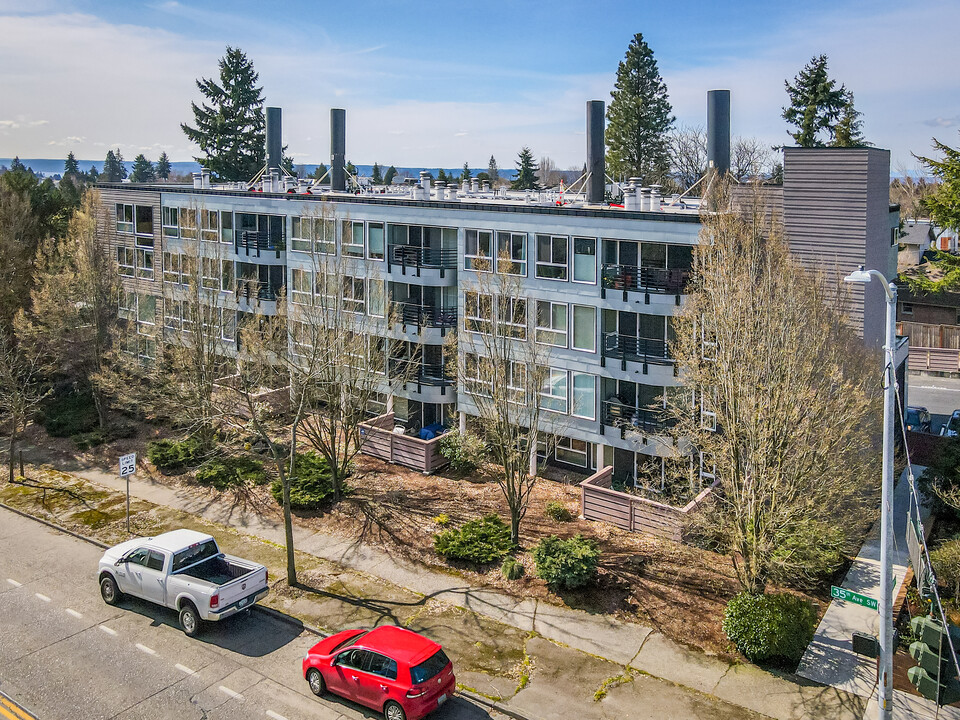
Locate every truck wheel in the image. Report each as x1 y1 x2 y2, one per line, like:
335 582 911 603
179 603 201 637
306 668 325 697
100 575 122 606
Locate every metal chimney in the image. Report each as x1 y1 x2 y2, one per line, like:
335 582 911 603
586 100 605 204
266 107 282 174
330 108 346 191
707 90 730 176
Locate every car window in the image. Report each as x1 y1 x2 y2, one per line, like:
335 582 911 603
172 539 219 572
410 649 449 684
365 652 398 680
907 410 918 424
146 550 166 571
331 631 368 654
337 649 369 670
126 548 150 567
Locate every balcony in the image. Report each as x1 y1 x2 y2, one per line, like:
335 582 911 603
601 400 673 438
394 301 458 330
390 358 454 388
600 264 689 298
236 278 280 302
236 230 285 258
601 332 673 370
387 243 457 277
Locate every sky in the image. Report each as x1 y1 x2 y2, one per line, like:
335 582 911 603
0 0 958 172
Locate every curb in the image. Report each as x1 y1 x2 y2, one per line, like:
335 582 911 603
457 689 535 720
253 603 327 638
0 500 109 549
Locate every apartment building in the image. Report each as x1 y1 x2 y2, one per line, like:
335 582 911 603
98 94 898 489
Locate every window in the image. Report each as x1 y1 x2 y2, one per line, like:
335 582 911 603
220 259 233 292
496 232 526 275
292 216 334 254
465 229 493 271
162 252 179 284
135 205 153 237
368 336 386 374
163 298 182 331
536 301 567 346
291 268 312 305
200 209 219 242
145 551 165 572
641 242 667 269
556 436 589 467
337 649 370 672
365 652 398 681
539 368 568 413
572 305 596 352
573 237 597 283
572 372 596 420
116 203 133 233
199 257 219 289
410 650 450 685
220 211 233 243
498 297 527 339
344 276 365 313
368 279 386 317
221 309 236 341
536 234 568 280
126 548 150 566
342 221 364 257
464 353 491 396
464 291 492 334
180 208 197 240
162 207 179 238
118 247 135 277
507 361 527 405
368 222 385 260
119 290 136 319
902 303 913 317
137 294 156 325
136 249 154 280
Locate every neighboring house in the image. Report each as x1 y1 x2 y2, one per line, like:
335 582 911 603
898 220 935 270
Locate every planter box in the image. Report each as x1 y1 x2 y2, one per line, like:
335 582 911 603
213 375 290 419
358 412 449 474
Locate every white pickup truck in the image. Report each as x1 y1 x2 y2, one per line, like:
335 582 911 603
98 529 269 637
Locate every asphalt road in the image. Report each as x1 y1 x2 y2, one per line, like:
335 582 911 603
907 374 960 433
0 507 503 720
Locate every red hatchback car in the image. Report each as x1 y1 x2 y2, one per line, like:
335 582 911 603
302 626 455 720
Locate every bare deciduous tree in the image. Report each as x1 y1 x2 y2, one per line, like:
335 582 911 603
667 125 707 192
668 182 881 593
731 137 774 182
0 332 47 482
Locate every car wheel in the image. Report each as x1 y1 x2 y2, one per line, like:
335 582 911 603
100 575 122 605
179 603 201 637
384 700 406 720
306 668 325 697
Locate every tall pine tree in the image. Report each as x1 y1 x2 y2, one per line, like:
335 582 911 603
832 93 867 148
181 46 266 182
460 163 471 182
918 135 960 233
102 150 126 182
606 33 674 183
64 152 80 177
487 155 499 185
130 154 156 183
511 147 539 190
371 162 383 184
156 152 172 181
383 166 397 185
782 55 850 147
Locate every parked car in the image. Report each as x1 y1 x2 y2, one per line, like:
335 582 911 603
906 406 932 434
942 410 960 437
97 529 269 637
302 626 455 720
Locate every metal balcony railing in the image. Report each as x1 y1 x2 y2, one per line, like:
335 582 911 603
236 279 280 302
236 230 285 258
601 332 673 368
394 302 458 329
387 243 457 276
600 264 689 296
601 400 673 437
389 358 453 388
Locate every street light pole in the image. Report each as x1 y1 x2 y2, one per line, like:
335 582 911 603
844 265 896 720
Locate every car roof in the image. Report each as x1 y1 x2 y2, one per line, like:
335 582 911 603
145 529 215 553
355 626 442 666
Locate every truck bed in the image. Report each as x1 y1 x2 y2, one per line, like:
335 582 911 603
179 555 257 587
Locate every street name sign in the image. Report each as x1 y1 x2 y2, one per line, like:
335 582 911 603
831 585 878 612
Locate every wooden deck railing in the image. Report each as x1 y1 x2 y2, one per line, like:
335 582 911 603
358 412 449 473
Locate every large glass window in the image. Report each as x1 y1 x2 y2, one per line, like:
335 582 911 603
117 247 135 277
180 208 197 240
465 229 493 271
200 209 219 242
496 232 526 276
220 211 233 244
344 276 365 313
536 301 567 347
291 269 312 304
342 220 364 257
573 237 597 283
221 309 236 341
464 292 492 334
506 361 527 405
136 249 154 280
134 206 153 238
536 235 568 280
162 207 179 238
556 436 589 467
368 279 386 317
572 372 596 420
539 368 568 413
498 297 527 339
116 204 134 233
200 257 218 289
463 353 491 397
572 305 596 352
162 251 181 285
220 259 233 292
368 222 385 260
641 242 667 269
137 294 156 325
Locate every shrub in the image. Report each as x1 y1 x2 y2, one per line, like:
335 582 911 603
271 452 337 511
147 437 207 474
501 556 525 580
434 514 513 564
931 535 960 600
196 456 268 490
72 422 138 451
722 592 816 666
544 501 573 522
532 534 600 590
38 390 99 438
433 513 450 527
439 430 487 474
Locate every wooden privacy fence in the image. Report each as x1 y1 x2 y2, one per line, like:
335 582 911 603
358 412 449 474
212 375 290 418
579 466 717 542
908 347 960 374
898 321 960 350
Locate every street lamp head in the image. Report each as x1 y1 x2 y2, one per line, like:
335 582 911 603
844 265 873 284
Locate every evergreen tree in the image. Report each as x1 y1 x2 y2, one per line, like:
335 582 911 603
511 147 540 190
156 152 172 180
181 46 266 182
64 152 80 177
311 163 328 181
383 166 397 185
782 55 850 147
461 162 472 182
10 157 26 173
102 150 126 182
130 154 156 183
371 162 383 184
437 168 448 183
86 166 99 183
487 155 499 185
605 33 674 183
345 161 357 177
918 134 960 233
832 93 867 147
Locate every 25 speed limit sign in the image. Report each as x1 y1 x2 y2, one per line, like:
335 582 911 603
119 453 137 477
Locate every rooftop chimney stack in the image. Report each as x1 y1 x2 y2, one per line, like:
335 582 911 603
586 100 605 204
707 90 730 177
331 108 346 192
266 107 282 175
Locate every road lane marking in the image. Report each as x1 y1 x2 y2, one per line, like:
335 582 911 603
266 711 288 720
65 608 83 619
5 579 22 588
0 690 38 720
175 663 196 675
219 686 244 701
98 625 117 636
135 643 156 655
34 593 50 603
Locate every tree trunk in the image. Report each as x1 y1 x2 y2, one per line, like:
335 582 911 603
92 387 107 429
510 505 521 547
8 421 16 484
282 426 297 587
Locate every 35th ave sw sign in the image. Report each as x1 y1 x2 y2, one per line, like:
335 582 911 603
831 586 878 612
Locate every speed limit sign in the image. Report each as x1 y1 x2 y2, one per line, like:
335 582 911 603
119 453 136 477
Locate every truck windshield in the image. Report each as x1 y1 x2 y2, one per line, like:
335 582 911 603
172 539 220 572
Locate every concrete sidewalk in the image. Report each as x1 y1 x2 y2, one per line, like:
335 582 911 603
23 448 868 720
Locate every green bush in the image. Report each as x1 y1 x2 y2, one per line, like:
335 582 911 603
72 422 138 451
434 514 513 564
532 534 600 590
501 556 525 580
544 501 573 522
722 592 816 666
438 430 487 474
147 437 208 473
270 452 337 510
433 513 450 527
39 390 99 438
931 536 960 600
196 456 268 491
